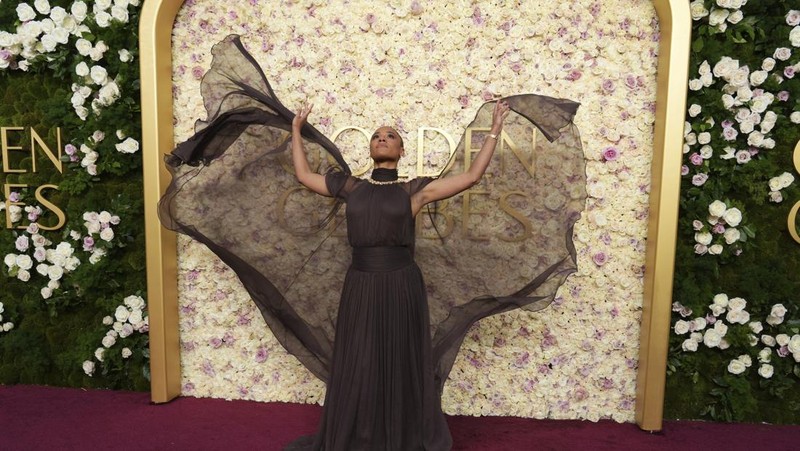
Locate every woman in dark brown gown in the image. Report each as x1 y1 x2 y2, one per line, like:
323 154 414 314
159 34 586 451
287 103 508 450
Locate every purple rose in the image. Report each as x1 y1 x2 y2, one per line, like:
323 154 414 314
681 165 690 175
601 79 615 93
625 74 637 89
602 146 619 161
566 69 582 81
592 252 608 266
689 153 703 166
784 66 796 79
15 235 29 252
778 345 790 357
8 192 20 202
191 66 204 80
712 223 725 234
721 119 734 128
722 127 738 141
64 144 77 155
255 347 268 363
778 90 790 101
692 173 708 186
83 236 95 251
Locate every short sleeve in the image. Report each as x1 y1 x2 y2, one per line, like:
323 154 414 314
405 177 435 196
325 170 356 201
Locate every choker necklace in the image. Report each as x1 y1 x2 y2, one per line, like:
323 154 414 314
368 168 401 185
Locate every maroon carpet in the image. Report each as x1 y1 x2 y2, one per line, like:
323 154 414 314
1 385 797 450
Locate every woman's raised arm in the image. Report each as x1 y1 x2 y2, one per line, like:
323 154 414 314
291 103 331 196
411 100 510 213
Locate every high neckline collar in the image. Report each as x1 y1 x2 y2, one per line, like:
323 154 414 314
371 167 398 182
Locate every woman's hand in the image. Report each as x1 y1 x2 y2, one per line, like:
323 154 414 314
292 103 313 131
490 99 510 134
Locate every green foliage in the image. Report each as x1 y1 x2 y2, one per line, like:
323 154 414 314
665 1 800 424
0 3 147 391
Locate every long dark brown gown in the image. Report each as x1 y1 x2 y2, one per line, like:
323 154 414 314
159 34 586 451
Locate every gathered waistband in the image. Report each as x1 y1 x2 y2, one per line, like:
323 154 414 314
351 246 413 272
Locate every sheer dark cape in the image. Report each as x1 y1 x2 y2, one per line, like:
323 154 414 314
159 35 587 393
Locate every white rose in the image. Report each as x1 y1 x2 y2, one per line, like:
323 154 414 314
714 321 729 335
89 249 106 264
723 227 740 244
89 65 108 85
114 305 130 322
770 304 787 317
700 145 713 159
95 11 112 28
778 172 795 189
713 56 739 78
728 297 746 311
727 359 746 375
766 314 784 326
102 315 114 326
722 207 742 226
112 321 124 332
690 0 709 20
698 132 711 144
95 0 113 10
34 0 51 14
709 9 729 26
71 1 88 22
2 323 12 332
121 347 132 359
788 10 800 26
774 47 792 61
101 334 116 348
17 4 37 22
788 335 800 355
110 5 129 23
749 321 763 334
4 254 16 268
47 265 64 281
703 329 722 347
128 309 143 326
727 10 743 24
119 49 132 62
99 227 114 242
688 79 703 91
40 286 53 299
75 38 92 55
115 137 140 154
708 200 727 217
762 57 776 71
674 320 691 335
791 27 800 47
119 323 134 338
791 112 800 124
758 364 774 378
749 70 768 86
761 335 777 346
713 293 728 307
708 244 724 255
94 347 105 362
16 255 33 270
124 295 145 310
688 104 702 117
694 232 712 246
726 309 750 325
721 94 735 109
776 334 790 347
682 339 698 352
82 360 95 376
758 347 772 363
710 304 726 316
75 61 89 77
693 317 708 331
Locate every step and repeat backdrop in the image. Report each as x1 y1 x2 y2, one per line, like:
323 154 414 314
1 0 798 425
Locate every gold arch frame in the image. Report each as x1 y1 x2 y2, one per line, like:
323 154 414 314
140 0 690 431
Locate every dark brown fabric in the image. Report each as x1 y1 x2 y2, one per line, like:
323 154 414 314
159 34 587 451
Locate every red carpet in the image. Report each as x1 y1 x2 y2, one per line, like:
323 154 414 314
1 384 797 450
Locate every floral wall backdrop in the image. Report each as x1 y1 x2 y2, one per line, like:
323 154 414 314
0 0 149 390
666 0 800 424
172 0 659 420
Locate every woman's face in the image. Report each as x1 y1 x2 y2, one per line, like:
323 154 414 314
369 126 404 164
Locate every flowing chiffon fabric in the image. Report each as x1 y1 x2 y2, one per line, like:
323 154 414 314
159 35 587 450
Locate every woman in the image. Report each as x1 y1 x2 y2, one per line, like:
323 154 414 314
287 102 509 450
160 34 585 451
